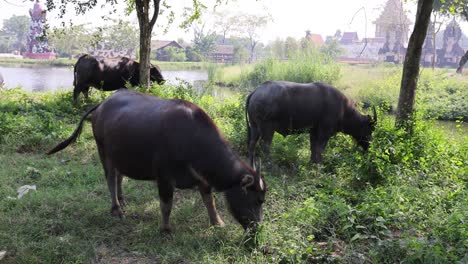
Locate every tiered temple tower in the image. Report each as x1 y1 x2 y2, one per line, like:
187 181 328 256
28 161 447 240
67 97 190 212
24 0 56 59
374 0 411 63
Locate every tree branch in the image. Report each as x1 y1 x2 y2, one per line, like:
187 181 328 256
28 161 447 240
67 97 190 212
149 0 160 29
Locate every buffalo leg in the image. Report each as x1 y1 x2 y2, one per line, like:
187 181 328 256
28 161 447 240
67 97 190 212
248 124 261 166
73 88 81 102
260 123 275 160
157 177 174 233
97 144 124 217
198 184 225 226
82 87 90 100
116 170 125 207
106 167 124 218
309 128 332 164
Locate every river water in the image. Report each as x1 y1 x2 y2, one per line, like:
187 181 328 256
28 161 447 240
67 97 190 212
0 65 208 92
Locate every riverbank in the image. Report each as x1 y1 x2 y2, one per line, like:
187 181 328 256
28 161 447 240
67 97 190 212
0 57 209 71
0 58 75 67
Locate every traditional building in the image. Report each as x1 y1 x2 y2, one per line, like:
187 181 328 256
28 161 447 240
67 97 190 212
437 19 466 67
421 23 436 67
24 0 56 59
340 32 359 45
374 0 411 63
208 44 234 63
151 40 184 61
305 30 324 46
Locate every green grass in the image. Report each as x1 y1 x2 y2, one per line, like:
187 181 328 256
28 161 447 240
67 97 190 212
0 70 467 263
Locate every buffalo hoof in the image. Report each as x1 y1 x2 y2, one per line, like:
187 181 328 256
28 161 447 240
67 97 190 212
160 226 172 237
211 219 225 227
118 197 126 207
110 206 125 219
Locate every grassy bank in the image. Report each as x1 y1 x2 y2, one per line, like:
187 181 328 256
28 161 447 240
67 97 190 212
0 83 466 263
156 61 208 71
0 57 208 71
0 58 75 68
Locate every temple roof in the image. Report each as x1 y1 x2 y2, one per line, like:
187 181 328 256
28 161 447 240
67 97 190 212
374 0 411 26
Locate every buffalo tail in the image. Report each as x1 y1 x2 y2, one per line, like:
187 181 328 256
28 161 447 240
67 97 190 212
245 91 254 148
46 104 100 155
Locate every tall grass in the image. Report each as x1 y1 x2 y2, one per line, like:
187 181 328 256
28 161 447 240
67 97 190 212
242 48 341 88
207 48 341 90
355 68 468 121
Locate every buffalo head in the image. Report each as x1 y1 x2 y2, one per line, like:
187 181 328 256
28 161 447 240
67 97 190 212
356 107 377 151
224 164 266 231
150 64 165 85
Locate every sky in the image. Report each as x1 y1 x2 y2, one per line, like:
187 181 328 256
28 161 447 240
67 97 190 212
1 0 468 44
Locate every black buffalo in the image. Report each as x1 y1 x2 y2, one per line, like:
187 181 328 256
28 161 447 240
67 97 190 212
72 54 165 102
48 89 266 232
246 81 377 164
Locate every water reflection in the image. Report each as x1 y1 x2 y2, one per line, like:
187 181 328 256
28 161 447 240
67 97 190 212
0 65 207 92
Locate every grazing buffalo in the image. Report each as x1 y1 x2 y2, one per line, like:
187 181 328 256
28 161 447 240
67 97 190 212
48 89 266 232
73 54 165 102
246 81 377 164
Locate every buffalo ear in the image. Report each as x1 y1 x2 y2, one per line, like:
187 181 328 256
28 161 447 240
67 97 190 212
241 174 255 189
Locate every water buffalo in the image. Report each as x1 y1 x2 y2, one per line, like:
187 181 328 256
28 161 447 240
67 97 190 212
73 54 165 102
48 89 266 232
246 81 377 164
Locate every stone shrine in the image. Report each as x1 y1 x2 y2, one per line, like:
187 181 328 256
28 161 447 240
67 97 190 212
24 0 56 59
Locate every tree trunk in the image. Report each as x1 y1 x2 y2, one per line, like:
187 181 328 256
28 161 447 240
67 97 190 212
135 0 160 91
395 0 433 130
456 50 468 74
139 21 151 90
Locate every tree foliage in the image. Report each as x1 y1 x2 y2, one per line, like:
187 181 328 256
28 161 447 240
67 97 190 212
101 19 139 55
235 13 270 63
48 24 99 58
434 0 467 20
320 39 343 59
192 23 217 59
2 15 30 51
164 46 186 62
